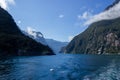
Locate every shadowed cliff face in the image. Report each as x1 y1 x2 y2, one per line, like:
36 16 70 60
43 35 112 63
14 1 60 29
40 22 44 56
0 7 22 35
65 18 120 54
0 7 54 56
65 0 120 54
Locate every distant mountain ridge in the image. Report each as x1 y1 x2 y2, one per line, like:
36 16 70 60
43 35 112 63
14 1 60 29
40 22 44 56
23 30 47 46
46 39 68 53
64 0 120 54
0 7 54 56
24 30 68 53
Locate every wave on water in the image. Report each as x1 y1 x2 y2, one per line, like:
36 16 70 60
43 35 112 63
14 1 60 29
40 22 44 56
83 59 120 80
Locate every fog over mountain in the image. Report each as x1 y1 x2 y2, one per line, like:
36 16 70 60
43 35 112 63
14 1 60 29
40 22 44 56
85 0 120 25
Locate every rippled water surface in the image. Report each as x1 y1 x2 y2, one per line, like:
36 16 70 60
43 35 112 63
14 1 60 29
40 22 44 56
0 54 120 80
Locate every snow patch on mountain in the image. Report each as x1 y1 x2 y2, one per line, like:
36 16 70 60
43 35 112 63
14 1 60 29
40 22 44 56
23 27 47 45
23 27 68 53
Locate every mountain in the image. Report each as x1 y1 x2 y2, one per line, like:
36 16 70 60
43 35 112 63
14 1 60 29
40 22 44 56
105 0 120 10
0 7 54 56
23 30 47 46
23 30 68 53
46 39 68 53
64 0 120 54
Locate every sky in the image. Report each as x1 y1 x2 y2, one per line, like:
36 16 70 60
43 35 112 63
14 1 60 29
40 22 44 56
0 0 115 42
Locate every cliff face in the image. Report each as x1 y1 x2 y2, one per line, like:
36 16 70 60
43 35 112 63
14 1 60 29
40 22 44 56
0 7 22 35
65 18 120 54
65 0 120 54
0 7 54 56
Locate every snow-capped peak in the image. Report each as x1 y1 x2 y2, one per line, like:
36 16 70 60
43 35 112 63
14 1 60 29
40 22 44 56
26 27 43 39
23 27 68 53
23 27 47 45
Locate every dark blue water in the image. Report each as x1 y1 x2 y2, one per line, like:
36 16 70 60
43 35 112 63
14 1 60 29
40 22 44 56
0 54 120 80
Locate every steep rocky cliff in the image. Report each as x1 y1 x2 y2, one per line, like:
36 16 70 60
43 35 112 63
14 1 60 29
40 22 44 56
65 18 120 54
65 1 120 54
0 7 54 56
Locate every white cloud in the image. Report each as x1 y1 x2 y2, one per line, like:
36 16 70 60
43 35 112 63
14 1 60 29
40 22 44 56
18 20 21 24
78 11 93 20
27 27 35 33
0 0 15 10
59 14 64 18
68 36 74 42
85 1 120 25
75 11 93 27
26 27 36 37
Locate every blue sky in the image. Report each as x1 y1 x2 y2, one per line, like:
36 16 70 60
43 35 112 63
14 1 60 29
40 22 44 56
0 0 114 42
